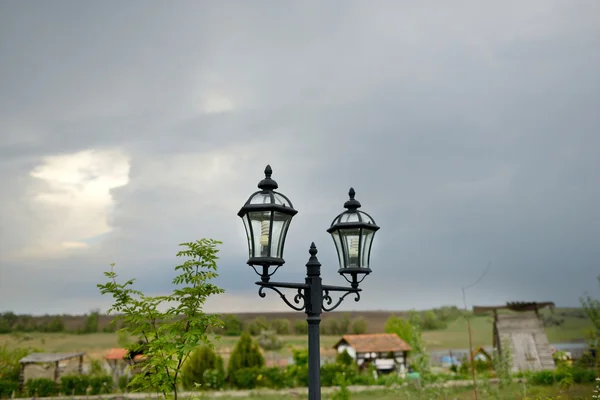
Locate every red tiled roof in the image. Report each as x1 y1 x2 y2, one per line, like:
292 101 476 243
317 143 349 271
333 334 412 353
104 348 128 360
265 359 288 368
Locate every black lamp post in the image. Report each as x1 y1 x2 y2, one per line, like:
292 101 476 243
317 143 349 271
238 165 380 400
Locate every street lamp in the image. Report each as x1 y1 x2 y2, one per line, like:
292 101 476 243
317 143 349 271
238 165 380 400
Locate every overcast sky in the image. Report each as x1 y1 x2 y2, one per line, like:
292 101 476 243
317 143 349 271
1 1 599 316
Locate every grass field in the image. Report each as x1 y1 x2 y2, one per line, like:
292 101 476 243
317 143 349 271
116 383 598 400
0 311 591 362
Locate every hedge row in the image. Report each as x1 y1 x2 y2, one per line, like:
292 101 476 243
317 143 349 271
0 375 112 398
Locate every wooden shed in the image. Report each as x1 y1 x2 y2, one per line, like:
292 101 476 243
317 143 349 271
473 301 556 372
19 352 85 389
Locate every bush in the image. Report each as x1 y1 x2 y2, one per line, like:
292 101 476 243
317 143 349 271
575 349 598 368
270 319 290 335
571 366 597 383
259 366 292 389
335 350 354 366
286 364 309 387
0 345 34 382
202 368 226 390
89 375 112 395
527 370 556 386
527 366 598 386
349 371 375 386
182 345 225 390
60 374 90 395
26 378 58 397
420 310 447 330
0 379 18 399
117 375 129 392
257 330 283 352
232 367 260 389
227 333 265 384
294 320 308 334
332 373 351 400
221 315 244 336
247 317 269 336
320 363 347 387
351 317 368 334
376 373 404 386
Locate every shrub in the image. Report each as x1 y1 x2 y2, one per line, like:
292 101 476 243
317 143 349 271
0 345 33 383
458 356 492 376
257 330 283 352
571 366 597 383
0 379 18 399
320 363 344 387
420 310 447 330
231 366 291 389
331 373 351 400
270 319 290 335
247 317 269 336
26 378 58 397
89 375 112 395
294 320 308 334
227 333 265 384
291 347 308 367
60 374 90 395
351 317 368 334
117 375 129 392
337 314 351 335
335 350 354 366
527 370 555 386
376 373 403 386
182 345 225 390
202 368 226 390
320 360 360 387
286 347 310 387
575 349 598 368
527 366 598 386
221 315 244 336
83 310 100 333
349 371 375 385
259 366 292 389
286 364 309 387
232 367 260 389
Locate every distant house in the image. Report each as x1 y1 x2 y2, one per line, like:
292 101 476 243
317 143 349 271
104 348 130 380
471 346 492 362
333 334 411 374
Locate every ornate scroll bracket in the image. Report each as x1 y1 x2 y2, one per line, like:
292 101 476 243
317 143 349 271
257 284 307 312
322 288 361 312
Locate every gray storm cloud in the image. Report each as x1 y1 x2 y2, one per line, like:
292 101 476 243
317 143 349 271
1 0 599 314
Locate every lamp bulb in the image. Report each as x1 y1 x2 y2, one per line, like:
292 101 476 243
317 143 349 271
260 220 270 247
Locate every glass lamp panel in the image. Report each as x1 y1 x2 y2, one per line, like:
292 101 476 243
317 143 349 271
269 211 292 258
330 230 344 270
273 193 292 207
248 211 272 258
360 212 375 225
360 229 376 269
242 214 254 258
339 228 361 268
249 193 271 204
340 212 360 223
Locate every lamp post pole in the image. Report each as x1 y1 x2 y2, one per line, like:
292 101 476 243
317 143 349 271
305 245 323 400
238 166 379 400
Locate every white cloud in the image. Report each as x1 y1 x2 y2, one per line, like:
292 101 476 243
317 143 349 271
200 94 235 114
9 148 130 260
